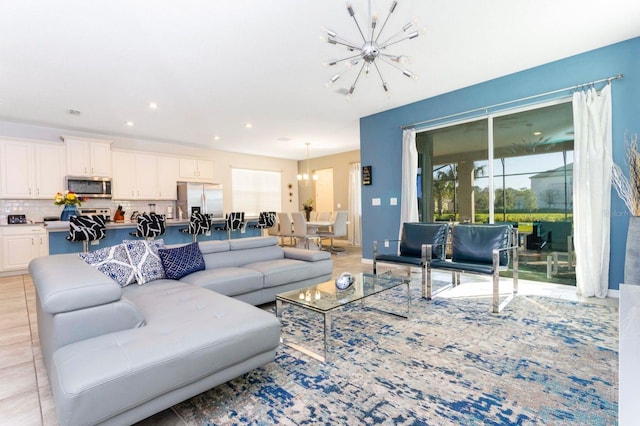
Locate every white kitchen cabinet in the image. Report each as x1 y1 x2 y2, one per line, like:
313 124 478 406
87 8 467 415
1 226 48 271
135 154 159 199
0 139 65 199
179 158 214 180
112 151 177 200
35 144 66 198
64 137 112 177
111 151 137 199
157 156 179 199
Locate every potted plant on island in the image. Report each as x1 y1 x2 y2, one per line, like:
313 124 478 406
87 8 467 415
612 133 640 285
54 191 86 221
303 198 314 221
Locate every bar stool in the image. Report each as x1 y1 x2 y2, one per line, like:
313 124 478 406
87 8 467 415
180 212 211 242
66 215 107 252
129 213 166 240
214 212 244 239
249 211 276 236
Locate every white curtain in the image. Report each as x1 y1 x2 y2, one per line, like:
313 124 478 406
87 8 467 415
348 162 362 246
400 129 419 240
572 84 612 298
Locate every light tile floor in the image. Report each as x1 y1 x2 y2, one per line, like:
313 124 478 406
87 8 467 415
0 241 618 425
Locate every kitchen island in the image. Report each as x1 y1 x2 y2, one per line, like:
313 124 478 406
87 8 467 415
46 217 261 254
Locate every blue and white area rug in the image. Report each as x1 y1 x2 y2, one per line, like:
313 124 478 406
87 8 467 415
173 290 618 425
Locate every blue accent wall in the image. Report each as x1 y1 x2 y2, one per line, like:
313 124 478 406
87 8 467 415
360 37 640 290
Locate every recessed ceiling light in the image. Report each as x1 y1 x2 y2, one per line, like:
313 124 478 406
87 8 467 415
213 136 220 141
126 121 134 127
67 109 81 116
277 137 292 142
533 131 542 136
245 123 253 129
148 102 158 110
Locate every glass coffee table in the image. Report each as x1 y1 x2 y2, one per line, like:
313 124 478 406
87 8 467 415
275 272 410 363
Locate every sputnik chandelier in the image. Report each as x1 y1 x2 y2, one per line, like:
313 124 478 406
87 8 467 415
325 0 421 97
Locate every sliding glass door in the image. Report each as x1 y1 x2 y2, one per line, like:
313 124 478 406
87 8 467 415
416 101 575 285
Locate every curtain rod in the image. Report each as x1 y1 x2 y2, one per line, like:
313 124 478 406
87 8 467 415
401 73 623 130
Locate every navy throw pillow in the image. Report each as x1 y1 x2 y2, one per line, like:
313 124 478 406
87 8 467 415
158 242 205 280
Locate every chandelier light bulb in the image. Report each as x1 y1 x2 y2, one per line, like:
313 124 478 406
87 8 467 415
325 73 341 88
347 3 355 17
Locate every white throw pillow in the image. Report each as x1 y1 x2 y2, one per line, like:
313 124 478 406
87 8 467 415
123 239 166 285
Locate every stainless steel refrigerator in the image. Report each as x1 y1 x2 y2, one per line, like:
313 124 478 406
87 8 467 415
176 182 223 219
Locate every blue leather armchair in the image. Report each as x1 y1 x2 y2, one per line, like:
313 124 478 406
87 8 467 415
373 222 450 293
426 224 519 313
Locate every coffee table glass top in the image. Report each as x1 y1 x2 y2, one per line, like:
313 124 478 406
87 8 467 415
276 272 408 312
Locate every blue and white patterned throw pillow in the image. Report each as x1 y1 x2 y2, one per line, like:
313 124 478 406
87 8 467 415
158 242 206 280
79 244 136 287
123 239 166 285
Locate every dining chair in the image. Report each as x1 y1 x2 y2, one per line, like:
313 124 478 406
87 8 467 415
292 211 321 250
318 210 348 253
276 212 294 246
315 211 332 233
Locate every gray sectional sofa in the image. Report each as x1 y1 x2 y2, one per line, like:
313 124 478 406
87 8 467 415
29 236 332 426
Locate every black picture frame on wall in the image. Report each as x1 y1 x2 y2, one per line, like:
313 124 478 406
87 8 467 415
362 165 372 185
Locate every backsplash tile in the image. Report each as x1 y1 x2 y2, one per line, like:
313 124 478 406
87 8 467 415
0 199 176 223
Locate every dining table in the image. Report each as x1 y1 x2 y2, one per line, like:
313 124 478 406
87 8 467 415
297 220 333 250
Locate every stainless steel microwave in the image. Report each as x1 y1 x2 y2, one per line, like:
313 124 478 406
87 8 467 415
66 176 112 199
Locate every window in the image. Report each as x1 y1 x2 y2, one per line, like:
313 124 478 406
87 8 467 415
231 168 281 216
416 101 575 285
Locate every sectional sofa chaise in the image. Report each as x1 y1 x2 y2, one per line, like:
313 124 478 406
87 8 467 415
29 236 332 426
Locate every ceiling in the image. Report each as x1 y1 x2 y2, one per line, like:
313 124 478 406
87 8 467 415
0 1 638 161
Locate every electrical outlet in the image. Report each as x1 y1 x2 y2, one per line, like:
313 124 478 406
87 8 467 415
390 197 397 206
206 231 211 236
384 240 389 248
91 240 99 246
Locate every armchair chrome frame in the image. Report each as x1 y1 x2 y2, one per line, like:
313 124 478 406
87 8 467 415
425 226 519 314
